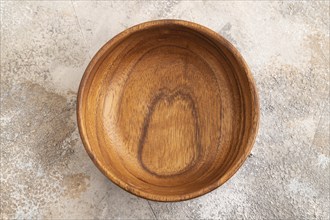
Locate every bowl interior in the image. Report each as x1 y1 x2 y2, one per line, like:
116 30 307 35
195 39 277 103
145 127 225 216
78 21 259 201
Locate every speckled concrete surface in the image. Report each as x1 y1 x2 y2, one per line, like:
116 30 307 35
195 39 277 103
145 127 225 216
0 1 329 219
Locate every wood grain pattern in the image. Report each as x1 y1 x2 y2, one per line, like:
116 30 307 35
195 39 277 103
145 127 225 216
77 20 259 201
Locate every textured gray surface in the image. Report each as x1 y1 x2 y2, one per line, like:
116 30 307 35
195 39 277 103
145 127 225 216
1 1 329 219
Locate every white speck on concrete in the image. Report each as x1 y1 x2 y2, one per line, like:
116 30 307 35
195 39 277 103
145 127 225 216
288 179 317 198
317 154 330 169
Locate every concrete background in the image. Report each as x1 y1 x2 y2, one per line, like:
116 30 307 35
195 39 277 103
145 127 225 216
1 1 329 219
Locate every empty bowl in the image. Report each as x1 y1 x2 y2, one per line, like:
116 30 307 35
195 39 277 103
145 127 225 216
77 20 259 201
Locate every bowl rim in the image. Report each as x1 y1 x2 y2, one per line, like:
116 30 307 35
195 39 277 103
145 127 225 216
77 19 260 202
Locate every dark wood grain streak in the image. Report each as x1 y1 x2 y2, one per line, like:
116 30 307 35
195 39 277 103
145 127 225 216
137 89 202 177
77 20 260 201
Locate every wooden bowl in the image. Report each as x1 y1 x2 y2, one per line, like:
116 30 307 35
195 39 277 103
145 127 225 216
77 20 259 201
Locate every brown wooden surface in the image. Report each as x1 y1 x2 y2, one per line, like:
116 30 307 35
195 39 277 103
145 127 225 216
77 20 259 201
